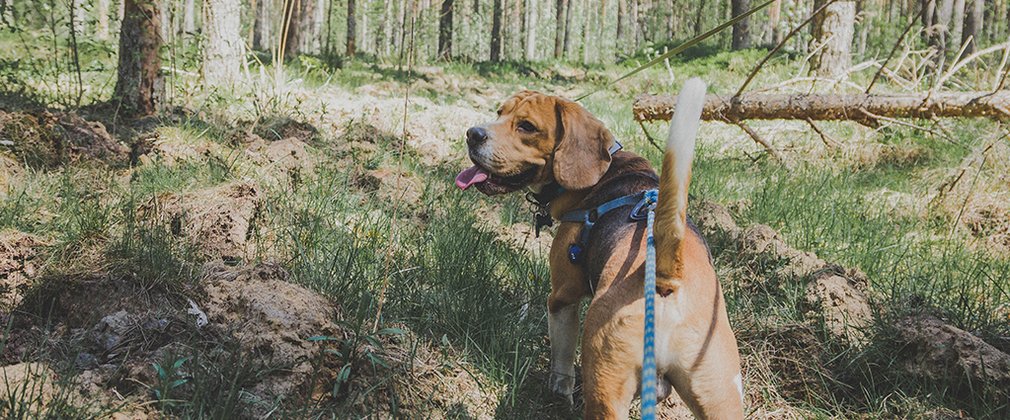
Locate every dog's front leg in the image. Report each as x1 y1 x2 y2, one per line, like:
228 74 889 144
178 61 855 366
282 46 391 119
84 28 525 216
548 299 579 403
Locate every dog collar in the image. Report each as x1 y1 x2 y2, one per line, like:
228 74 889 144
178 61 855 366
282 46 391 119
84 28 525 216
527 140 623 237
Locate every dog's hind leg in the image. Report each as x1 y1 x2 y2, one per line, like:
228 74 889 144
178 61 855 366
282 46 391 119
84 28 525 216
581 304 641 420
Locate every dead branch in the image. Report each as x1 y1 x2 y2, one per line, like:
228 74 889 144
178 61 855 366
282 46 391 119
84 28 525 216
633 91 1010 123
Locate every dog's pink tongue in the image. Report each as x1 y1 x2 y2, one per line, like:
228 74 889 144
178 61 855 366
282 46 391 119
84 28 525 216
455 166 490 190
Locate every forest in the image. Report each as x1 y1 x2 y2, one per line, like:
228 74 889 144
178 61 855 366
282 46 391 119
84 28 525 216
0 0 1008 418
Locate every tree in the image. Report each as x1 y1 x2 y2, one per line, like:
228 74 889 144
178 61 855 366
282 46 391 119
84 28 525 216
203 0 244 86
253 0 271 50
524 0 536 60
962 0 983 53
491 0 502 61
96 0 110 40
347 0 356 56
114 0 163 117
283 0 319 58
183 0 196 34
554 0 567 58
731 0 751 49
810 0 855 78
438 0 453 60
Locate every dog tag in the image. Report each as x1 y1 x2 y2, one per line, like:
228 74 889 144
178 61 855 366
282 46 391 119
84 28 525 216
568 244 583 263
534 212 553 237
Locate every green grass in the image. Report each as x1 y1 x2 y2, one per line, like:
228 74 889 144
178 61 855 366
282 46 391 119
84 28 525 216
0 27 1008 417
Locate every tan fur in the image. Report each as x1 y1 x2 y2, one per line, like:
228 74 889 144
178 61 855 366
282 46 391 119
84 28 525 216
467 91 743 419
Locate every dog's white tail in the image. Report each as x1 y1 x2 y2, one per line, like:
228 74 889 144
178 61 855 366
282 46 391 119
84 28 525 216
654 78 706 280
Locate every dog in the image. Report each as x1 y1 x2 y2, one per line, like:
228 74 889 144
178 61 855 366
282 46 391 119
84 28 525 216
456 79 743 419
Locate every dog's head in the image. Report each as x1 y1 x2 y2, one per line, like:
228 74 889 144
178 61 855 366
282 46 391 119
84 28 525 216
455 90 616 195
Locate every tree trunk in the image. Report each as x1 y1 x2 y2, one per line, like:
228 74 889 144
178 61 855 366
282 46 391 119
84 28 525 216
554 0 565 58
114 0 163 117
253 0 271 50
203 0 244 86
97 0 111 40
347 0 356 55
581 0 590 64
284 0 319 57
810 1 855 78
379 0 392 56
630 0 639 47
767 0 781 45
525 0 536 60
962 0 983 53
438 0 453 59
616 0 625 51
633 91 1010 124
731 0 750 49
491 0 502 61
159 0 171 40
693 0 706 36
951 0 965 48
361 0 370 53
562 0 572 56
183 0 196 34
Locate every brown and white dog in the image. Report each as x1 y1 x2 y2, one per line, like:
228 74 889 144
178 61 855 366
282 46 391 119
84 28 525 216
456 79 743 419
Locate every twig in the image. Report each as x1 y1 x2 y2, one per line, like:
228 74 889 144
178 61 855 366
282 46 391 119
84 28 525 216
936 41 1010 89
866 13 917 94
805 118 840 148
735 0 837 98
637 120 663 153
733 120 785 163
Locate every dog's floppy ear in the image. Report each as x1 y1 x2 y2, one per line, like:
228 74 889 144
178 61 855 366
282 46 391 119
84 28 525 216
553 99 614 190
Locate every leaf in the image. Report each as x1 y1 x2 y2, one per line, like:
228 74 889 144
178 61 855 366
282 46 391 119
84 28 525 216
169 378 190 389
152 363 167 380
172 357 191 370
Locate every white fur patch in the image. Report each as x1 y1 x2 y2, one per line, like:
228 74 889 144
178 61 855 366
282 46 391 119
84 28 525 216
734 372 744 403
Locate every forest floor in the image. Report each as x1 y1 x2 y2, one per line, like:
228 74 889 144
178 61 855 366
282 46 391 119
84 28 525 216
1 39 1010 418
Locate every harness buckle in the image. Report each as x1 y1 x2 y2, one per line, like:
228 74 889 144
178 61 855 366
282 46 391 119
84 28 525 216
629 193 658 221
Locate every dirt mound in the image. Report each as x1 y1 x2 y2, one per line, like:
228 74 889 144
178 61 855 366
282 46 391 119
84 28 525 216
140 182 262 261
804 270 872 344
137 127 224 166
353 168 424 208
200 261 342 415
0 230 46 310
895 315 1010 401
690 200 873 346
251 116 319 143
245 137 317 182
0 362 58 415
0 110 129 168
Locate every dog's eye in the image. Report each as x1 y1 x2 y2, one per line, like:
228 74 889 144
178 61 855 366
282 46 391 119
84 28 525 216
517 120 537 133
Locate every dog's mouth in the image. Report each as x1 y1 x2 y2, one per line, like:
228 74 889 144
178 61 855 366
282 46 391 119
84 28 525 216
455 163 538 195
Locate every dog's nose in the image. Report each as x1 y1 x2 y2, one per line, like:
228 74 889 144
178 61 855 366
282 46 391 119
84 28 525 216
466 126 488 148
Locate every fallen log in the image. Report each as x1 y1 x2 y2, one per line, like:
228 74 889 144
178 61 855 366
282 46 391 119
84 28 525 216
633 91 1010 125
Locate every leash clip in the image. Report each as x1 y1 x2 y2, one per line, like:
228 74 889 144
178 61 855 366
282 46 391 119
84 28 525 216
629 191 658 221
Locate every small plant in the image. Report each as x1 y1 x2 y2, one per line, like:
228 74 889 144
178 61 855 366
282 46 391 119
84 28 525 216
151 356 191 409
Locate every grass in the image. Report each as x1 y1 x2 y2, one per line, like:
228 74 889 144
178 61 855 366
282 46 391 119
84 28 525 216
0 23 1008 418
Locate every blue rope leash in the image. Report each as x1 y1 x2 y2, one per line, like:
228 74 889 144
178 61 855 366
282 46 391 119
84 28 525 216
641 189 659 419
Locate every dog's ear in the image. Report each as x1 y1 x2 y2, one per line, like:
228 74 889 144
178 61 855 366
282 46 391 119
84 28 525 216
553 99 613 190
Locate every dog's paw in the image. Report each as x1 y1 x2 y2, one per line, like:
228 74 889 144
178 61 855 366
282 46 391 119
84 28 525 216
549 370 575 404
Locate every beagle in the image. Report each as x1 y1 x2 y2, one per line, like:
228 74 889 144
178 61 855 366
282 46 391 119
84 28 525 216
456 79 743 419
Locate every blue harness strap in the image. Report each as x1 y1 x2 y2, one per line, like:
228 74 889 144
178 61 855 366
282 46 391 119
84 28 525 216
559 189 660 418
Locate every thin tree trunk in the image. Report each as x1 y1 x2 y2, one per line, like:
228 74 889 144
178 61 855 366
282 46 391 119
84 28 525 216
283 0 300 58
183 0 195 34
438 0 453 59
962 0 983 53
380 0 392 56
952 0 965 49
491 0 502 61
767 0 781 45
253 0 271 50
810 1 856 78
731 0 750 49
581 0 590 64
347 0 356 55
525 0 536 60
634 91 1010 124
616 0 626 54
361 0 370 53
114 0 163 117
248 0 257 46
693 0 706 36
159 0 171 40
630 0 639 47
562 0 571 56
97 0 111 40
554 0 567 58
203 0 244 86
